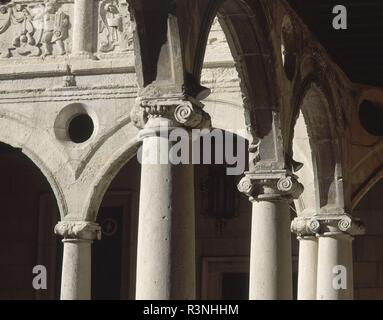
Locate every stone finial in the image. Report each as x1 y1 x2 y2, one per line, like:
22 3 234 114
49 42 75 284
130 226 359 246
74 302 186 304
238 170 303 201
54 221 102 241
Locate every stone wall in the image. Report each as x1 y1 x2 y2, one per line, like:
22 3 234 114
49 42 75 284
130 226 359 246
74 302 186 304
0 1 382 300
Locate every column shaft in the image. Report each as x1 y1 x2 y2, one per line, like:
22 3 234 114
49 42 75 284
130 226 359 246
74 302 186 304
55 221 100 300
297 236 318 300
72 0 94 55
135 134 195 300
60 239 92 300
316 234 354 300
250 200 292 300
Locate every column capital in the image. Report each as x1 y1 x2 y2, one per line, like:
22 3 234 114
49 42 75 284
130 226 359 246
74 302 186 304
54 221 101 241
237 170 303 202
130 84 211 130
291 214 365 238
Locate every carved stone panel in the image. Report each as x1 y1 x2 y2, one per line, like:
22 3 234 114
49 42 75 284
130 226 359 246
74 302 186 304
0 0 73 59
97 0 133 57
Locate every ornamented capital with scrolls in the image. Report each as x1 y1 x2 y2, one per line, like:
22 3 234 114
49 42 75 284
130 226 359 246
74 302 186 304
54 221 101 241
291 214 365 238
237 170 303 201
130 84 211 130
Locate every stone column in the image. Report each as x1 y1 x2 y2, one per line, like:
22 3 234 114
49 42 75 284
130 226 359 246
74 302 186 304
291 217 320 300
131 92 211 300
238 171 303 300
313 215 365 300
72 0 95 57
54 221 101 300
297 237 318 300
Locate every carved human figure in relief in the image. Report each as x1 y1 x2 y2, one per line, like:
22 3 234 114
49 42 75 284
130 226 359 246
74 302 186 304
0 0 69 58
0 5 10 31
34 0 69 56
104 4 120 47
0 4 12 57
12 4 40 56
99 0 133 53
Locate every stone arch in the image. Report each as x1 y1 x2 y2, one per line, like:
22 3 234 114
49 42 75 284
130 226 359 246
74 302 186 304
194 0 279 138
200 13 247 140
351 141 383 209
297 51 343 134
289 77 344 214
84 101 251 222
280 14 299 82
0 114 69 219
83 135 141 222
291 110 316 215
128 0 279 138
350 90 383 209
0 140 63 299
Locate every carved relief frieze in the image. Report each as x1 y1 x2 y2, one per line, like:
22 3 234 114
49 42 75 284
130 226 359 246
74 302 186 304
0 0 72 59
97 0 133 55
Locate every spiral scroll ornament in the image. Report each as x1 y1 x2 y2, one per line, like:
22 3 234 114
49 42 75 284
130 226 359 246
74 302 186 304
338 217 352 232
277 176 293 192
237 177 254 196
174 104 192 123
308 219 320 233
174 103 203 127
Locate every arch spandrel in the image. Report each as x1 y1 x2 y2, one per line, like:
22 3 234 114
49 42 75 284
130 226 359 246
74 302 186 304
0 115 70 219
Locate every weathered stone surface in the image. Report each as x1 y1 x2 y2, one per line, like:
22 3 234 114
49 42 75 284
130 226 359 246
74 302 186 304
0 0 382 301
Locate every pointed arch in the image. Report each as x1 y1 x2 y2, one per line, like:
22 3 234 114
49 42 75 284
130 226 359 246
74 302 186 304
83 135 141 221
289 76 344 213
191 0 279 137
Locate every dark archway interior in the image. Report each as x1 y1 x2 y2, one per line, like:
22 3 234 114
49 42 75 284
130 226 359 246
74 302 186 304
0 142 60 299
91 157 141 300
353 179 383 299
358 100 383 137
